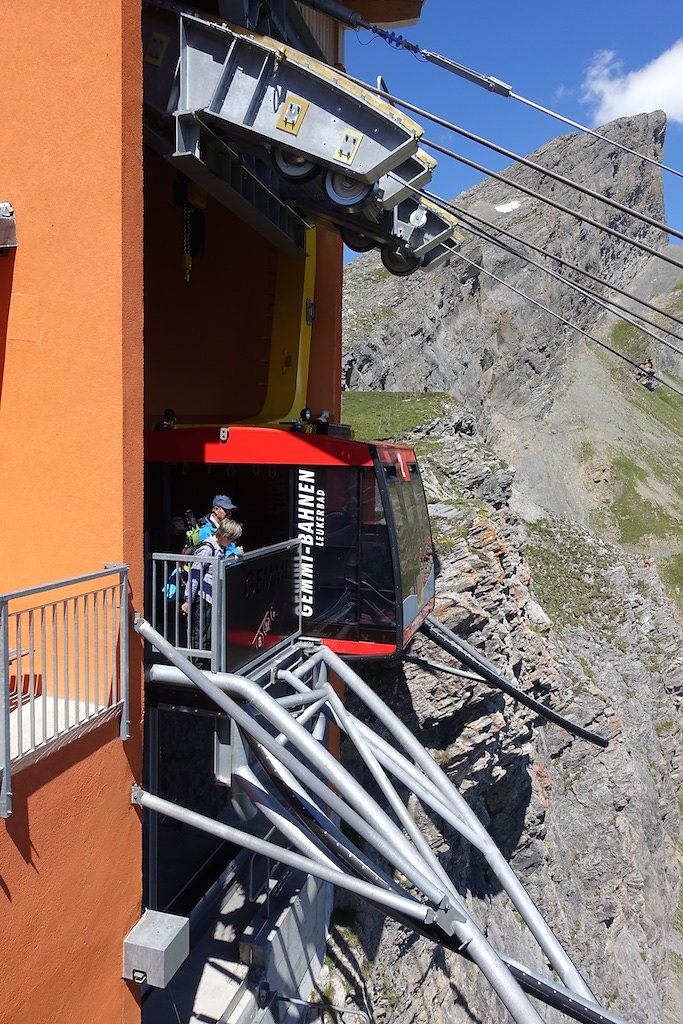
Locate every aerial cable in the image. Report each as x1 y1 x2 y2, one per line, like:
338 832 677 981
466 225 683 359
455 214 683 361
430 195 683 356
452 243 683 397
508 93 683 183
346 80 683 245
422 136 683 273
430 193 683 334
338 67 683 269
294 0 683 182
439 242 683 399
379 171 683 389
393 167 683 342
453 202 683 342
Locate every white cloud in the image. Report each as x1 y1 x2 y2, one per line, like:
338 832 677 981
581 39 683 125
552 84 571 104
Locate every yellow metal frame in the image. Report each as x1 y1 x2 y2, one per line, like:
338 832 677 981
416 195 466 245
241 227 318 427
415 148 437 174
165 229 317 432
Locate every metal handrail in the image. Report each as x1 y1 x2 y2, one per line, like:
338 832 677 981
1 564 130 817
151 551 223 670
150 539 301 674
0 564 129 603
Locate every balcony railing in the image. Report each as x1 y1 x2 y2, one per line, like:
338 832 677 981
0 565 129 817
150 541 301 675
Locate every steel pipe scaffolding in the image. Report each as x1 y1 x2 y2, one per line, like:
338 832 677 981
136 616 629 1024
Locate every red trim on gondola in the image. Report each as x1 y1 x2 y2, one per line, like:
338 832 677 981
146 425 375 467
322 638 397 657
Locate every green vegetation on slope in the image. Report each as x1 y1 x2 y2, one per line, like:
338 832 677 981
594 305 683 552
340 391 494 549
610 275 683 363
610 320 645 361
659 553 683 615
610 455 681 544
631 376 683 436
342 391 453 442
349 303 396 334
526 517 625 636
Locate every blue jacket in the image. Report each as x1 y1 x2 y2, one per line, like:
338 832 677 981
196 515 216 544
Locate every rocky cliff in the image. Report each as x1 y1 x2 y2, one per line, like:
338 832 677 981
318 398 683 1023
325 112 683 1022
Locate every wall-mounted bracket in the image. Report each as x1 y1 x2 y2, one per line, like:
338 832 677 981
0 203 17 252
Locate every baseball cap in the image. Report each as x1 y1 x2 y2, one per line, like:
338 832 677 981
213 494 237 511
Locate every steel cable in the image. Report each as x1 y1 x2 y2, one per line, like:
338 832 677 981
421 136 683 272
431 193 683 333
443 245 683 399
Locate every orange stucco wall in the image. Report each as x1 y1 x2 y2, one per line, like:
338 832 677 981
1 724 142 1023
0 1 143 588
0 3 144 1023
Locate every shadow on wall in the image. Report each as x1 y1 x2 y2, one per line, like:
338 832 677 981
0 249 15 396
0 714 125 884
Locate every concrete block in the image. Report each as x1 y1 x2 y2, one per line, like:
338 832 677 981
123 909 189 988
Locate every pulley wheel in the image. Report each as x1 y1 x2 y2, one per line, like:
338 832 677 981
340 227 377 253
323 170 377 210
381 244 424 277
272 148 320 183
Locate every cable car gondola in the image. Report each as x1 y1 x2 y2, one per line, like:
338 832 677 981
146 424 435 658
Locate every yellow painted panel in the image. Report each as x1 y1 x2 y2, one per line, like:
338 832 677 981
241 228 317 426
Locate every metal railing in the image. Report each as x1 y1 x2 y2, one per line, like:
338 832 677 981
0 564 130 817
150 540 301 674
151 552 222 670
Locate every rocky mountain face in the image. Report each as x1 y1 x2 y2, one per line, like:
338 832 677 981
319 402 683 1023
325 113 683 1022
343 111 669 404
342 112 683 554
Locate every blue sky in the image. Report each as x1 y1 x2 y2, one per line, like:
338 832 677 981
344 0 683 249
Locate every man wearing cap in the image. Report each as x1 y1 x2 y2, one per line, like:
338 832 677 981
196 494 237 544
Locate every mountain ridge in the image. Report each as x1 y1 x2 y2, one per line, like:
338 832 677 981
320 393 683 1023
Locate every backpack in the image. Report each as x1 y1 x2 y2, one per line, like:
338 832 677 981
183 517 213 555
162 513 212 601
162 564 187 602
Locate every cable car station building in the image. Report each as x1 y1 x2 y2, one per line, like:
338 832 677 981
1 4 633 1024
0 3 431 1023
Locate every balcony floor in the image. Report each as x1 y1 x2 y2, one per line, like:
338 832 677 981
9 699 121 770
